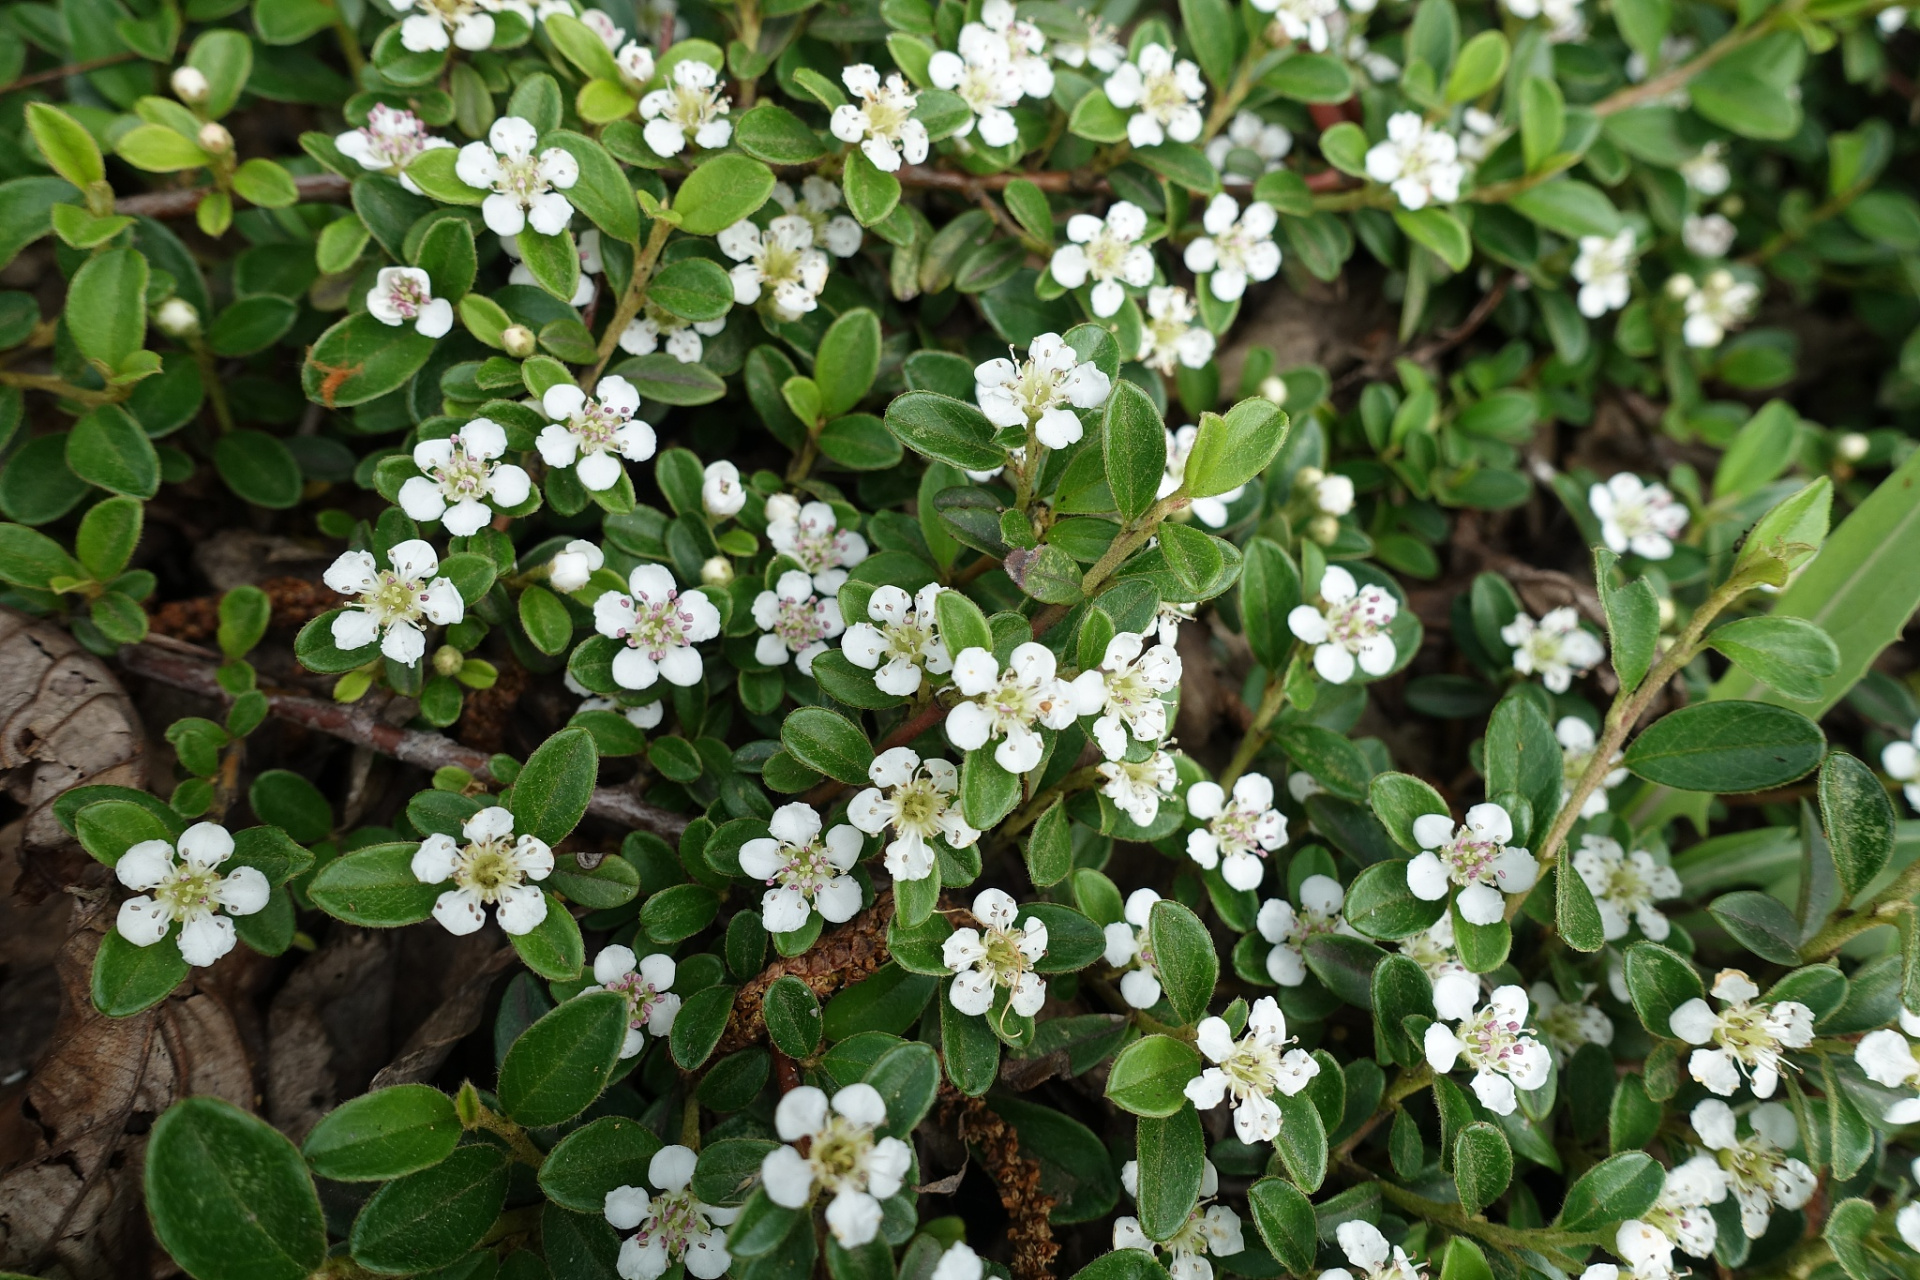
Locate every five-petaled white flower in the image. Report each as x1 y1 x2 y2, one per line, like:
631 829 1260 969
1104 44 1206 148
1667 269 1759 348
604 1144 736 1280
831 65 931 174
1258 874 1359 985
1366 112 1466 210
975 332 1112 451
840 583 951 696
399 419 532 537
1049 201 1155 318
1529 981 1615 1060
765 496 871 593
592 563 722 690
720 216 831 321
1055 11 1125 71
1139 286 1216 374
946 642 1081 773
702 460 745 518
324 539 464 666
1592 473 1688 559
1407 802 1537 925
1557 717 1628 817
456 116 579 238
1885 721 1920 812
1183 195 1282 302
1502 605 1605 692
1069 631 1181 760
752 568 844 674
586 944 681 1058
1288 565 1399 683
1424 983 1551 1115
367 266 455 339
979 0 1054 99
760 1084 912 1246
1159 424 1244 527
1628 1154 1727 1266
337 105 453 193
412 805 554 937
550 539 604 593
739 802 863 933
1683 212 1737 258
1206 110 1293 181
537 375 656 492
1113 1158 1244 1280
1573 833 1681 942
848 747 979 881
772 177 863 258
1320 1220 1426 1280
1184 996 1320 1143
1680 143 1730 196
1099 750 1179 827
619 302 727 364
640 58 733 157
945 888 1049 1017
1399 912 1481 1020
1670 969 1814 1098
1252 0 1338 49
392 0 496 51
1692 1098 1815 1238
1103 887 1168 1009
1573 229 1637 318
114 822 269 967
1186 773 1288 891
929 25 1025 148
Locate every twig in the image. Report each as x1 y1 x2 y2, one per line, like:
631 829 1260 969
116 636 691 839
0 52 138 94
115 172 352 218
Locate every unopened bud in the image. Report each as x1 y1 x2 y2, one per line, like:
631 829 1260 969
1837 432 1870 462
700 556 733 586
1259 375 1288 406
171 66 210 105
432 644 464 677
1308 514 1340 545
197 121 233 155
502 324 538 357
1295 465 1324 489
1657 596 1677 629
155 297 200 338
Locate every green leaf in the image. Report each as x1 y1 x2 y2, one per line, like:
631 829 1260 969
734 102 829 164
674 153 774 235
1622 701 1825 793
215 430 303 508
1519 75 1565 173
763 975 824 1058
27 102 105 188
498 990 630 1127
1238 538 1301 670
1820 752 1894 898
939 979 1000 1095
1556 1152 1663 1229
1271 1089 1327 1191
1825 1198 1877 1280
546 130 641 246
1706 616 1838 703
1263 52 1352 103
1367 772 1449 853
934 584 994 656
66 246 148 373
1446 30 1509 101
1103 380 1166 522
815 308 882 418
862 1040 941 1137
301 1085 460 1182
1622 941 1702 1038
670 983 738 1069
302 312 437 408
648 257 733 322
1556 857 1606 954
780 707 873 785
1730 478 1832 588
1105 1034 1201 1117
350 1144 509 1274
1707 890 1801 965
1452 1122 1511 1214
1135 1105 1205 1242
1689 32 1804 140
884 391 1002 472
509 892 585 980
308 842 440 926
91 924 190 1015
1246 1177 1316 1274
0 521 80 588
519 585 573 655
146 1097 326 1280
76 495 142 580
67 404 160 498
541 1117 663 1213
1343 861 1446 940
1595 548 1659 690
1508 180 1620 238
1147 899 1217 1027
843 148 901 226
961 750 1023 828
509 727 597 845
1180 398 1288 499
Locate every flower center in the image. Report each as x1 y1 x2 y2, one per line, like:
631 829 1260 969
981 927 1036 983
768 595 836 649
1324 589 1393 648
154 864 222 918
892 778 946 833
862 89 913 137
429 444 491 498
454 839 523 901
1141 68 1189 118
634 1188 708 1256
1440 831 1503 885
757 836 841 898
1084 229 1133 280
1460 1004 1528 1072
567 399 630 453
807 1116 876 1192
881 617 934 663
606 969 668 1032
611 589 700 659
1218 1038 1284 1099
365 570 428 627
494 151 549 203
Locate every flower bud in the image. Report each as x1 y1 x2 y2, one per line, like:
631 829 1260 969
1308 514 1340 545
1259 375 1288 406
155 297 200 339
1837 432 1870 462
703 460 745 518
171 66 210 105
700 556 734 586
550 539 603 592
1295 465 1324 489
197 122 233 155
432 644 464 678
502 325 538 357
1657 596 1677 629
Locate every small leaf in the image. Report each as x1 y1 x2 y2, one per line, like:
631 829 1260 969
1452 1122 1512 1214
497 990 630 1127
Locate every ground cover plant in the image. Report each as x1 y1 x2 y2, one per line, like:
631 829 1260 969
0 0 1919 1277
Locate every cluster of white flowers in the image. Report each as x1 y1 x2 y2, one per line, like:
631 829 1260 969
760 1083 912 1246
603 1145 735 1279
772 178 863 258
1671 969 1814 1098
412 806 553 936
1112 1159 1244 1280
1424 983 1551 1114
974 332 1112 450
392 0 501 52
538 375 656 491
1049 201 1155 318
1139 286 1217 374
1692 1098 1816 1237
944 888 1049 1018
831 64 931 172
946 642 1080 772
751 569 844 675
766 496 870 592
325 539 464 666
114 823 269 967
848 747 979 881
457 116 578 237
1502 606 1605 692
1098 749 1180 826
1184 996 1320 1142
639 59 732 157
1407 802 1537 924
840 583 952 695
367 266 455 339
1289 566 1399 683
1186 773 1288 891
398 419 532 536
593 563 723 690
928 15 1029 148
1591 473 1689 559
1366 113 1466 210
619 302 726 364
1258 873 1358 985
1184 196 1282 302
720 216 831 322
1321 1220 1426 1280
1573 833 1681 941
739 802 863 933
1668 268 1761 348
1105 43 1206 147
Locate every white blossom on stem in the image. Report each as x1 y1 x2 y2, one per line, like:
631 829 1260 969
456 116 578 237
114 823 269 967
1423 984 1551 1115
1103 888 1167 1009
324 539 464 666
393 0 495 52
592 563 722 691
411 806 553 936
928 26 1025 148
1573 833 1680 942
604 1145 737 1279
979 0 1053 99
399 419 531 536
1185 773 1288 891
537 375 655 491
337 105 453 193
1184 996 1320 1142
1557 717 1628 817
1591 473 1688 559
1407 802 1537 925
1683 213 1737 258
1112 1159 1243 1280
1670 969 1814 1098
1852 1010 1920 1120
1503 0 1586 40
1288 565 1398 683
1049 201 1154 318
639 58 732 157
830 65 930 173
1667 269 1759 348
702 461 745 517
719 216 830 322
550 539 604 593
1159 424 1244 527
752 569 844 675
587 945 681 1058
1252 0 1337 49
1104 44 1206 148
1366 112 1465 210
759 1084 912 1246
944 888 1048 1017
1054 12 1124 72
847 747 978 881
840 583 951 695
1630 1155 1728 1264
1680 143 1730 196
1502 605 1604 692
1183 195 1282 302
975 332 1112 450
765 496 870 592
367 266 456 338
1139 286 1216 374
1692 1098 1815 1238
945 642 1080 772
1069 631 1181 760
1573 229 1637 318
1319 1220 1426 1280
740 803 863 933
1099 750 1179 826
1257 874 1359 985
773 177 863 257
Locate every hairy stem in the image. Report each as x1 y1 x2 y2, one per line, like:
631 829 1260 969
581 215 674 395
1219 669 1292 790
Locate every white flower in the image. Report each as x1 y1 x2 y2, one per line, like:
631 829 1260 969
1159 424 1244 527
739 803 863 933
1670 969 1814 1098
1252 0 1337 49
1099 750 1179 827
1406 802 1537 925
1680 142 1730 196
537 375 656 492
773 177 863 257
1258 874 1358 985
752 569 844 675
1558 717 1629 818
504 226 603 306
113 823 269 967
551 539 604 593
830 64 930 173
1068 631 1181 760
618 302 726 364
456 116 578 237
979 0 1053 99
1183 196 1282 302
1184 996 1320 1142
1634 1155 1727 1261
1302 467 1355 516
1366 112 1465 210
760 1083 912 1246
945 887 1049 1018
1423 984 1551 1115
366 266 455 339
1319 1220 1425 1280
1884 723 1920 811
587 945 681 1058
1529 981 1614 1060
1049 200 1154 318
929 26 1025 148
398 419 531 537
975 332 1112 450
411 806 553 936
932 1243 985 1280
1503 0 1586 40
1577 832 1684 949
1104 888 1166 1009
1691 1098 1815 1237
171 65 209 103
1398 913 1480 1019
1855 1024 1920 1092
576 8 624 48
336 105 454 194
701 461 745 517
640 58 733 156
1572 229 1637 318
1103 43 1206 149
614 40 656 88
155 297 199 338
1186 773 1288 891
604 1145 737 1279
1138 286 1216 374
1591 474 1687 560
1502 606 1604 692
392 0 495 52
1146 600 1197 648
1206 110 1293 181
592 563 722 691
1288 566 1398 683
719 215 831 322
945 642 1081 773
1880 3 1911 30
848 747 978 881
1667 269 1759 349
1054 12 1124 72
1900 1203 1920 1254
1113 1158 1243 1280
1683 213 1737 258
324 539 464 666
766 498 870 593
1457 106 1506 165
840 583 951 695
